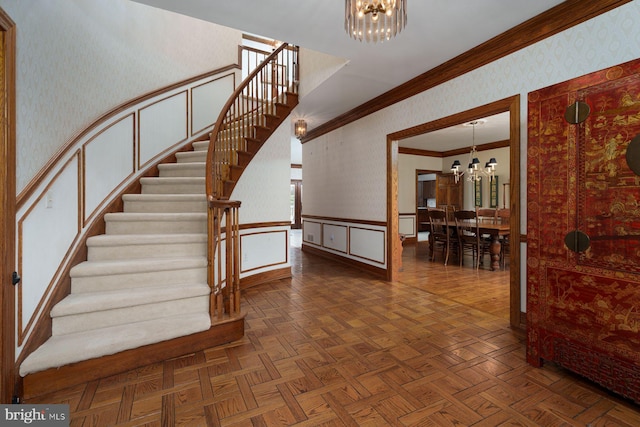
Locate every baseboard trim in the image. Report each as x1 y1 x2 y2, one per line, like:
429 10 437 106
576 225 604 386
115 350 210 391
21 315 245 400
403 236 418 245
241 267 291 289
302 244 387 279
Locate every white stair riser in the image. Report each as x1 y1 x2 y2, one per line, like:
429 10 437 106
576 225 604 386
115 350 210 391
52 295 209 335
88 240 206 261
71 267 207 293
176 151 207 163
158 163 205 178
105 218 206 235
141 182 205 194
123 199 207 213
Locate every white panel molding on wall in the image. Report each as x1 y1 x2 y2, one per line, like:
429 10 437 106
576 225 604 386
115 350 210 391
84 115 135 222
399 215 416 238
303 218 387 268
138 92 188 168
18 154 80 346
192 75 236 135
350 227 385 265
240 227 289 275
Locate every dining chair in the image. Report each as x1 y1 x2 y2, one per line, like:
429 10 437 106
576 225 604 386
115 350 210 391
427 208 451 265
454 210 481 269
496 208 510 268
476 207 496 265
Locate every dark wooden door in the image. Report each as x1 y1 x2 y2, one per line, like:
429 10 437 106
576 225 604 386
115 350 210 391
436 174 462 212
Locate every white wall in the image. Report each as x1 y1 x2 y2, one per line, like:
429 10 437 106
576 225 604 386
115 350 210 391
0 0 242 193
302 2 640 303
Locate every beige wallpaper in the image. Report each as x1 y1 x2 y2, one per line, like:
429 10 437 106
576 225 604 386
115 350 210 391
0 0 242 192
302 1 640 224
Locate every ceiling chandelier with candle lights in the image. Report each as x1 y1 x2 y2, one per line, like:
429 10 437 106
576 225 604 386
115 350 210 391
451 120 498 184
345 0 407 43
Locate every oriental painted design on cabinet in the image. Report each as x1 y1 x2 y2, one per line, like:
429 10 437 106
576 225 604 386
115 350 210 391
527 57 640 403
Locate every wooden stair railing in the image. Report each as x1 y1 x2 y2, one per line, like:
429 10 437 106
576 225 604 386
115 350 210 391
205 42 299 324
208 199 241 320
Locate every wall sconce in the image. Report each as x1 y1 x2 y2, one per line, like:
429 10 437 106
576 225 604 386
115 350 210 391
295 119 307 139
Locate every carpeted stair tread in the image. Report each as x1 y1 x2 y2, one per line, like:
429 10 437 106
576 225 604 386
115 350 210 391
104 212 206 221
104 212 206 235
51 283 209 317
19 313 212 376
175 151 206 162
70 256 207 277
122 194 206 202
139 176 205 194
121 194 207 213
139 176 204 183
191 141 209 151
158 162 205 177
87 233 206 247
86 233 206 260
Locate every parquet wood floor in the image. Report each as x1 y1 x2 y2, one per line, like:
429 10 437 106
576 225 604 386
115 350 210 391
25 237 640 426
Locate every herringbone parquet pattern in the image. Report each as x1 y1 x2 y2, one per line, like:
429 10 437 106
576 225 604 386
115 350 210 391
26 236 640 426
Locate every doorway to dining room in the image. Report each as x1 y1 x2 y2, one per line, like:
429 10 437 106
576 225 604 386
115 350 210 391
387 95 522 329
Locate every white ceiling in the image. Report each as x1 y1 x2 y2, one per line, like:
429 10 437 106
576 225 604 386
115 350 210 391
131 0 564 150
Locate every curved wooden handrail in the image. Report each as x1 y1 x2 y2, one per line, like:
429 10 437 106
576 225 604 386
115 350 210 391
205 42 294 199
205 42 298 323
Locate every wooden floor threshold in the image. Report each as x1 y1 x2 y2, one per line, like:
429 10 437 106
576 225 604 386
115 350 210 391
21 314 245 400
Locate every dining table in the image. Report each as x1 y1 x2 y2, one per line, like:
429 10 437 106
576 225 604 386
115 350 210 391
421 220 510 271
477 222 510 271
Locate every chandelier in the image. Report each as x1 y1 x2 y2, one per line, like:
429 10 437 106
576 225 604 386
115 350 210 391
345 0 407 43
451 120 497 184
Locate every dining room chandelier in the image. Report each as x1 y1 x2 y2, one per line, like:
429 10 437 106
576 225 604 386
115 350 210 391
345 0 407 43
451 120 497 184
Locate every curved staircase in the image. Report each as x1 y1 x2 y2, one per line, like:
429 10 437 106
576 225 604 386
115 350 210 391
20 43 299 399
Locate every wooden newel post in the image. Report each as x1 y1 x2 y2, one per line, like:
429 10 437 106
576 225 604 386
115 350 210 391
208 198 242 322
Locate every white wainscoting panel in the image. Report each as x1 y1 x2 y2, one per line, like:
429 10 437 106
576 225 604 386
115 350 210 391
84 115 135 221
322 224 348 253
350 227 385 264
302 218 387 268
191 74 235 135
138 91 188 167
19 155 80 339
399 215 416 238
303 221 322 245
240 228 288 274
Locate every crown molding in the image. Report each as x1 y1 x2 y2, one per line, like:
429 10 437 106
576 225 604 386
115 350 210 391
301 0 632 143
